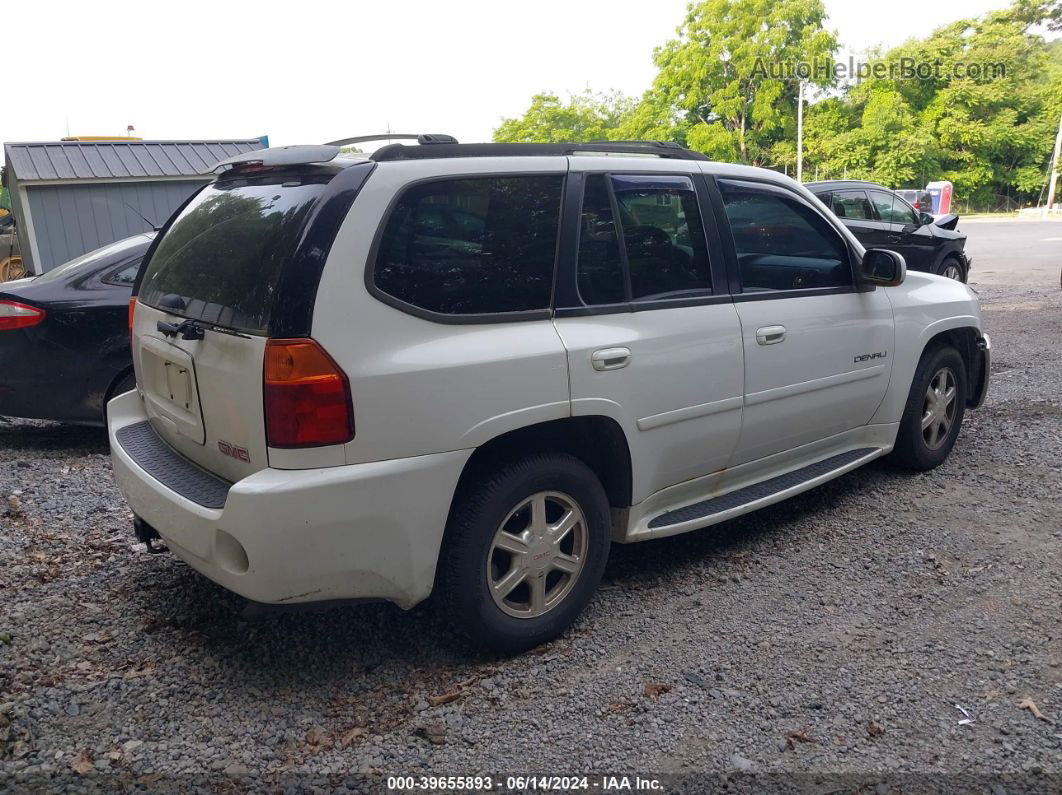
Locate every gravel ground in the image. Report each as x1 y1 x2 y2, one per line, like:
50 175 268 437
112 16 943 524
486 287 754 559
1 229 1060 793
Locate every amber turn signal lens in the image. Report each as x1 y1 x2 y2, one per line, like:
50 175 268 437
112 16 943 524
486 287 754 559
263 338 354 448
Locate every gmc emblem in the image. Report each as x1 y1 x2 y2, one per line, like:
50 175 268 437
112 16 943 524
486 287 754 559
218 440 251 463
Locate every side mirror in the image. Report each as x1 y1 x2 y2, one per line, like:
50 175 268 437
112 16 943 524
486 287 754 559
860 248 906 287
919 212 935 226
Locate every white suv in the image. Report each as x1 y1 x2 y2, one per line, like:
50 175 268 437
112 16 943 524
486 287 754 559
108 138 990 652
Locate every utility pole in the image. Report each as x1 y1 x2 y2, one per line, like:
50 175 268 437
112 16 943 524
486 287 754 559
796 82 804 183
1047 111 1062 212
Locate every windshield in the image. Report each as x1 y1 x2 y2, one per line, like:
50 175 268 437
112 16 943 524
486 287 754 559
138 173 330 335
34 234 152 284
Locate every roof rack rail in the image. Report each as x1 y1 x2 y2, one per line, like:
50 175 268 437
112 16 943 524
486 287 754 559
369 141 710 162
325 133 458 147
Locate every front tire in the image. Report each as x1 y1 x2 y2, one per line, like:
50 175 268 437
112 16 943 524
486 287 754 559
890 345 967 471
437 453 611 653
939 256 967 282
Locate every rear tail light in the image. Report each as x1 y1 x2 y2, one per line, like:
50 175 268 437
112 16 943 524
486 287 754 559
0 301 45 331
128 298 137 337
264 338 354 448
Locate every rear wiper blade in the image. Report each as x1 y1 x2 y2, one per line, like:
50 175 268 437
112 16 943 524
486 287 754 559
156 318 251 341
157 319 203 340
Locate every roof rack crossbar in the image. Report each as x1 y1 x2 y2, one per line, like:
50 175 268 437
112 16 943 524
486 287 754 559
369 141 709 162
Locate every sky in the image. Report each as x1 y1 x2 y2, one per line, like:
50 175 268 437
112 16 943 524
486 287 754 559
0 0 1038 151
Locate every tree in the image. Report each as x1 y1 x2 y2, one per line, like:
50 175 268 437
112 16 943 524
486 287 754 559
799 0 1062 204
1007 0 1062 30
630 0 838 164
496 0 1062 207
493 91 636 143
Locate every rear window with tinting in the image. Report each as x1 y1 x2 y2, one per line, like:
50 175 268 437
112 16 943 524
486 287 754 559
373 175 563 316
139 174 329 334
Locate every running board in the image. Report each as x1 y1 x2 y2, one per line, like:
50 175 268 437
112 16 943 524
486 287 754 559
645 447 883 533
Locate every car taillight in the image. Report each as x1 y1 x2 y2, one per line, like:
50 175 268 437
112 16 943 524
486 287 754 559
264 338 354 448
0 301 45 331
128 298 137 337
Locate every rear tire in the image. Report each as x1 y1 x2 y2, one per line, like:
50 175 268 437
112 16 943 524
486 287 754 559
437 453 611 653
112 370 136 397
102 370 137 423
889 345 967 471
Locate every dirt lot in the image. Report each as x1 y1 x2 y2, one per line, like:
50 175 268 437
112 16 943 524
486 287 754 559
0 220 1059 793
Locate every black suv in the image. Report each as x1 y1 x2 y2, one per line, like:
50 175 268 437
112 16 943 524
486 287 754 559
808 180 970 282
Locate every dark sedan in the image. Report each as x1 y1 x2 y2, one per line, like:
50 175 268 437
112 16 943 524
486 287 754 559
0 233 153 425
808 180 971 282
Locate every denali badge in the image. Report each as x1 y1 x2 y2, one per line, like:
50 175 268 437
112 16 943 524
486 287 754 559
854 351 888 363
218 440 251 463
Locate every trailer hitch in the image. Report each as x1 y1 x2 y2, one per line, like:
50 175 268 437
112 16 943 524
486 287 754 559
133 516 168 555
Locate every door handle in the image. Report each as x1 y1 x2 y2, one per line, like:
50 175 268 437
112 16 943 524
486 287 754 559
755 325 786 345
591 347 631 371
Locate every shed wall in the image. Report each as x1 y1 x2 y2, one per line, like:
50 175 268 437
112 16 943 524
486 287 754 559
26 179 205 271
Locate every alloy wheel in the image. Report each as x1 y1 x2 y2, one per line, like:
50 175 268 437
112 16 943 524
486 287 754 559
941 262 964 281
922 367 958 450
487 491 588 619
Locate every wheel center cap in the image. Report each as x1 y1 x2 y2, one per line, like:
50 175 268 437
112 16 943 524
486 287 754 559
528 540 551 572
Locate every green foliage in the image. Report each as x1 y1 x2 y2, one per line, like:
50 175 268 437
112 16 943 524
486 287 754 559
496 0 1062 207
803 1 1062 205
624 0 837 164
494 91 636 143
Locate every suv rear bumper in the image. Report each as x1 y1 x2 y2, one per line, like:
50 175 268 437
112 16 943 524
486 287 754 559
108 390 471 608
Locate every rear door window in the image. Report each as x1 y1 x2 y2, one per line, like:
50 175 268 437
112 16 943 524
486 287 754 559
576 175 626 305
575 173 712 306
613 175 711 301
373 175 563 317
103 259 143 286
869 190 918 225
33 235 149 284
829 190 873 221
139 174 331 334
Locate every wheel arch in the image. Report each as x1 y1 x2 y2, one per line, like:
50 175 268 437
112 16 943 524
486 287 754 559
101 365 137 421
872 317 985 425
449 416 633 513
919 326 985 407
933 245 966 275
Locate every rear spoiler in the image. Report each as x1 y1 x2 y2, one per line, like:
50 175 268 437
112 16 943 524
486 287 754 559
211 145 344 174
211 135 459 174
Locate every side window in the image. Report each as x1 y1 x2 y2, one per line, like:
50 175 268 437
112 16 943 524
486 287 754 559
829 190 873 221
719 181 851 292
870 190 918 225
612 175 711 301
576 175 626 305
374 175 563 316
575 173 712 306
103 258 144 286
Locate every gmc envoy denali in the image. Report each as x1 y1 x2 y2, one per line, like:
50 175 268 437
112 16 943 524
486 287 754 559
108 137 990 652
